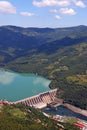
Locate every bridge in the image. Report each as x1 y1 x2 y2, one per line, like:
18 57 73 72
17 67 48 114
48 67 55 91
13 89 58 109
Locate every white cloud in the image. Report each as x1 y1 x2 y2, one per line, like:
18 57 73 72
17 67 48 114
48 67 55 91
20 12 35 17
49 9 58 13
0 71 16 85
0 1 16 14
33 0 70 7
73 0 86 8
60 8 76 15
33 0 86 8
55 15 61 20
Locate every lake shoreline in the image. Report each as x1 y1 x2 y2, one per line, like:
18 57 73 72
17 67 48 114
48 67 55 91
0 70 50 102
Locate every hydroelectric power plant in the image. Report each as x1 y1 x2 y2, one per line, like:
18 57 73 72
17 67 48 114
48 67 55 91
13 89 58 109
0 70 87 121
0 70 59 109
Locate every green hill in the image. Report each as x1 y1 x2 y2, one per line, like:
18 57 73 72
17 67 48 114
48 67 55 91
0 25 87 109
0 104 79 130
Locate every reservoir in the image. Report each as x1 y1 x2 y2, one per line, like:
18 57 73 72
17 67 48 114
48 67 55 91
0 70 50 102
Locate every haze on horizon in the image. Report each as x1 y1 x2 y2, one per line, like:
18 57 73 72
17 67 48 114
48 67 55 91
0 0 87 28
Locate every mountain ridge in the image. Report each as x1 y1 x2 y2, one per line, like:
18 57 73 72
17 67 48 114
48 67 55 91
0 25 87 109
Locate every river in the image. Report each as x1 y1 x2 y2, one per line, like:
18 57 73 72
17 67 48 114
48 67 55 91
43 105 87 121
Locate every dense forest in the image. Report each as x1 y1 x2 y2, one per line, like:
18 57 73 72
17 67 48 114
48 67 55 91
0 104 80 130
0 25 87 109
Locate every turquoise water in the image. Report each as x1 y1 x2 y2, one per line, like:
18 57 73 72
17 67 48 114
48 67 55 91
0 70 51 102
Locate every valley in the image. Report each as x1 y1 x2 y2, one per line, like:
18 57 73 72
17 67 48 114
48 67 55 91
0 25 87 109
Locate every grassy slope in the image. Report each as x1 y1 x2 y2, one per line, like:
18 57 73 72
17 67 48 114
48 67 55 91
0 104 80 130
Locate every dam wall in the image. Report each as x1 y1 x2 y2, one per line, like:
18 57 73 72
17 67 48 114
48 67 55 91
13 89 57 109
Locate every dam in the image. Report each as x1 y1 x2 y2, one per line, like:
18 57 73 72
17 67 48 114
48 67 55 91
13 89 58 109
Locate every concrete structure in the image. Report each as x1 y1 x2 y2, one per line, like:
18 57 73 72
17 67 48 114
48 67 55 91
14 89 57 109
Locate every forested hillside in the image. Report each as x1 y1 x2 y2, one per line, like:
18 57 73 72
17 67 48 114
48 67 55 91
0 25 87 109
0 104 79 130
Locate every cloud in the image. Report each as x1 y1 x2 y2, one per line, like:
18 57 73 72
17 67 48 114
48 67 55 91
20 12 35 17
0 1 16 14
49 9 58 13
73 0 86 8
60 8 76 15
55 15 61 20
33 0 86 8
0 71 16 85
33 0 70 7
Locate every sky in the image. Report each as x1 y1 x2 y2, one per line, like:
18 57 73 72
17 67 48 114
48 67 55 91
0 0 87 28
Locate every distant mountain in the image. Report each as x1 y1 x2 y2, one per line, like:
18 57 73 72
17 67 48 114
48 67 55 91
0 25 87 61
0 25 87 109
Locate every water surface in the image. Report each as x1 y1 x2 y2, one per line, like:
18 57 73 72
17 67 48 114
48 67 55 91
0 70 50 102
44 105 87 121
